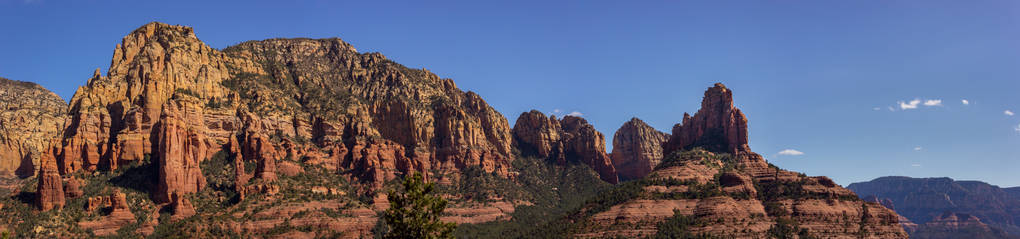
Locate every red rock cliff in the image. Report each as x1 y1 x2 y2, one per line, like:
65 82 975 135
513 110 618 184
610 117 669 181
663 83 750 154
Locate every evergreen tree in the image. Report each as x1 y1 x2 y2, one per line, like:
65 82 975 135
382 173 456 239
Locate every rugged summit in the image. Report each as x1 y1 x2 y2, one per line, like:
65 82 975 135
849 176 1020 237
512 110 618 184
663 83 750 154
610 117 669 181
568 84 907 238
0 77 66 178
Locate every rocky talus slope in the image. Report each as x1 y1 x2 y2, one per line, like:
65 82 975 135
0 77 66 178
610 117 669 181
566 84 907 238
850 176 1020 238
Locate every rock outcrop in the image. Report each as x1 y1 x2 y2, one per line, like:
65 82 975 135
663 83 750 154
0 77 66 178
79 189 135 236
153 100 209 203
610 117 669 181
513 110 618 184
35 141 65 210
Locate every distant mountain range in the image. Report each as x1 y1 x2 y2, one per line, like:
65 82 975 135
849 176 1020 238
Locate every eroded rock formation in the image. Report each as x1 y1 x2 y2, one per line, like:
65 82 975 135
35 142 65 210
610 117 669 181
153 100 209 203
513 110 618 184
663 83 750 154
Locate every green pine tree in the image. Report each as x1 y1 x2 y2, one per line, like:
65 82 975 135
382 173 456 239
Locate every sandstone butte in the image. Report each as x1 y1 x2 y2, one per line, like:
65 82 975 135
0 22 909 238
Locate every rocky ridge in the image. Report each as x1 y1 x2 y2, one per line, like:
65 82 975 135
0 77 66 178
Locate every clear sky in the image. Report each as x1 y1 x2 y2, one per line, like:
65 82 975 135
1 0 1018 187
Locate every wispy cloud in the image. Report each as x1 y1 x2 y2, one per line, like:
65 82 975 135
778 149 804 156
898 99 921 110
567 111 583 117
961 99 969 105
923 99 942 107
911 163 922 167
913 146 922 151
1006 110 1015 116
873 107 881 111
1015 123 1020 133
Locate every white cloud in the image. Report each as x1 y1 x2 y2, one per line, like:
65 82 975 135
913 146 922 151
567 111 583 117
1015 123 1020 133
873 107 881 111
898 99 921 110
778 149 804 156
923 99 942 107
911 163 922 167
961 99 969 105
1006 110 1015 116
553 109 562 113
887 106 895 112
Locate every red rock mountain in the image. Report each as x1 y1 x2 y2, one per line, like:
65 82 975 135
512 110 619 184
569 83 907 238
663 83 750 154
34 22 519 210
610 117 669 181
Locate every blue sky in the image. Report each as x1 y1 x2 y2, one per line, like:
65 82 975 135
1 0 1018 187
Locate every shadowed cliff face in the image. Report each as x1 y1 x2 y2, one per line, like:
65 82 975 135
0 77 66 178
849 176 1020 237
